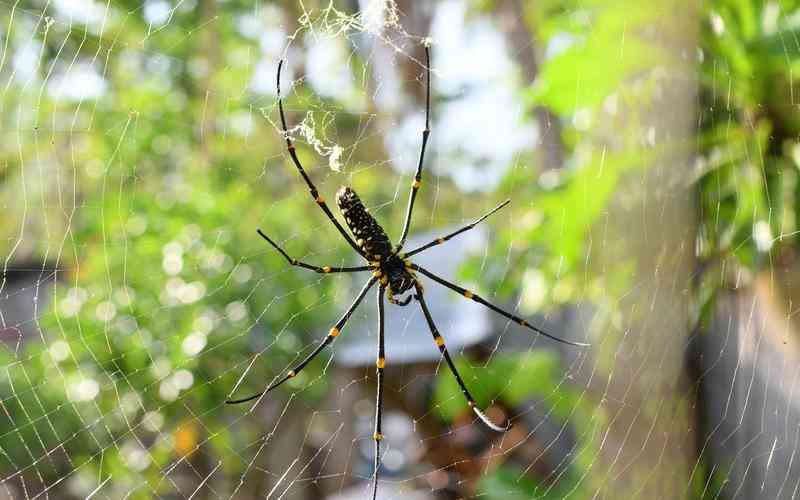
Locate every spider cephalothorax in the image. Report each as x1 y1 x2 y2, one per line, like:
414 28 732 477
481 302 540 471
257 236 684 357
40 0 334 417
227 44 589 500
336 186 415 305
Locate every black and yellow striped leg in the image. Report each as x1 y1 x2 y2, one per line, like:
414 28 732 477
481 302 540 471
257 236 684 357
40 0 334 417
411 265 590 348
397 44 431 250
402 199 511 258
257 229 371 274
414 283 509 432
276 61 367 259
226 277 378 405
371 286 386 500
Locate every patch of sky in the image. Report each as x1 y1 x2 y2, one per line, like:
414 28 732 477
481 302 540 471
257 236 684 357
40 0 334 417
305 35 358 103
52 0 106 27
144 0 173 28
48 62 107 101
388 0 536 192
247 7 288 96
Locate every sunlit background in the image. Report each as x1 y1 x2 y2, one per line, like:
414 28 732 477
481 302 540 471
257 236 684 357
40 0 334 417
1 0 798 498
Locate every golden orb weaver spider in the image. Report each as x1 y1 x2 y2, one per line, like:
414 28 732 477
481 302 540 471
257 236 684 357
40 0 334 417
226 43 589 500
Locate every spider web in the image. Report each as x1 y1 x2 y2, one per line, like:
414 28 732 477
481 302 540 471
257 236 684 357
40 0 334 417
0 0 797 499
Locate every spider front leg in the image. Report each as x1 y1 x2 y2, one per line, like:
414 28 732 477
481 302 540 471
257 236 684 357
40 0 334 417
226 277 378 405
276 60 367 259
402 199 511 258
371 286 386 500
257 229 371 274
412 264 590 347
397 44 431 251
414 282 509 432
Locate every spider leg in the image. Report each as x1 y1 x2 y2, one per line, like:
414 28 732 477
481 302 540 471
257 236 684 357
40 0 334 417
402 199 511 258
411 265 590 348
397 43 431 251
276 60 367 259
257 229 371 274
414 282 509 432
226 277 378 405
371 286 386 500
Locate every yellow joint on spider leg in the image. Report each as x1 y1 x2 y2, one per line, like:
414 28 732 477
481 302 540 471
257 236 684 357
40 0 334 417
436 238 445 244
376 357 385 369
315 195 325 204
464 290 474 299
373 432 384 441
322 266 332 273
434 336 445 346
412 179 421 188
288 370 296 378
329 327 340 337
467 400 475 407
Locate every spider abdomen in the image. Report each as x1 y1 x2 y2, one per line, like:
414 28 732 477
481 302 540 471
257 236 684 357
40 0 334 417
336 186 393 259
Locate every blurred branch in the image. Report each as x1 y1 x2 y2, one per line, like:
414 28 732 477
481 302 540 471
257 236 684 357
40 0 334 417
499 0 564 171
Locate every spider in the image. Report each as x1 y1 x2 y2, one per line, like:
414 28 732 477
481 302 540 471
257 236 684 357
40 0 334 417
226 44 589 500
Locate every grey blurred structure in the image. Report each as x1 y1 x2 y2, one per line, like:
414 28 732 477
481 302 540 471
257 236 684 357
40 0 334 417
692 280 800 499
0 265 56 352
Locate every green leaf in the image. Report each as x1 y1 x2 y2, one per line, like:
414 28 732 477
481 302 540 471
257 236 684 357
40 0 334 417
433 351 581 423
528 2 663 114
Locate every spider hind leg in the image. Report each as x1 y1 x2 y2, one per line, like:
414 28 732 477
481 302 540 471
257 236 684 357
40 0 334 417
414 283 510 433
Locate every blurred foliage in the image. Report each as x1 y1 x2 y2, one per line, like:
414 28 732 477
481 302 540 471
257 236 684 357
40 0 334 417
434 351 584 421
2 0 798 498
0 1 390 496
694 0 800 323
434 351 597 498
463 0 682 306
455 0 800 497
477 464 585 500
